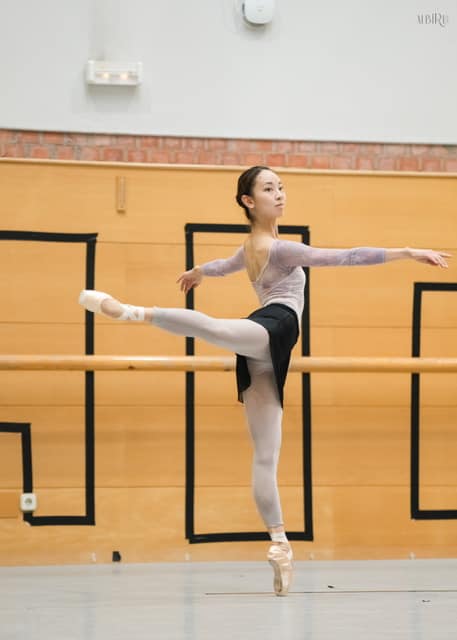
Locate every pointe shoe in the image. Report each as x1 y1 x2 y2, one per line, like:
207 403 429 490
78 290 111 314
78 290 145 321
267 542 293 596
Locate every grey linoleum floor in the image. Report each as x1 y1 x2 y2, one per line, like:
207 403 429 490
1 559 457 639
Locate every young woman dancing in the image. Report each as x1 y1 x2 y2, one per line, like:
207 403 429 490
79 166 450 596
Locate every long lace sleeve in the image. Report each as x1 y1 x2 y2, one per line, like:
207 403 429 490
199 246 245 276
274 240 385 267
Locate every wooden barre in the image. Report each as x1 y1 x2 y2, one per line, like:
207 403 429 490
1 355 457 373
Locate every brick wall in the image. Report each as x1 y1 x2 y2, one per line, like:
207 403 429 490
1 129 456 172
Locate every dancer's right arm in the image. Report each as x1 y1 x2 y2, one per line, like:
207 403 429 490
176 246 245 294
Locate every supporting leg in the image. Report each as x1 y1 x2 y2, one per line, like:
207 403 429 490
242 363 284 529
242 361 293 596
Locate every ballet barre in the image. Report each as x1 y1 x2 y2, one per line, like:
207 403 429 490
0 355 457 373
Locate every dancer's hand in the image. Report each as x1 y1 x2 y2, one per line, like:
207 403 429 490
409 248 452 268
176 266 203 294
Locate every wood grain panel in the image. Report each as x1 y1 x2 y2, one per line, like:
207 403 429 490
283 406 457 487
1 161 456 564
312 406 457 486
295 173 457 248
1 162 456 246
420 289 457 329
0 370 186 406
0 432 27 492
0 371 86 406
0 164 242 243
312 485 457 553
0 406 86 488
0 323 85 354
0 405 184 488
9 322 188 358
0 492 20 519
309 263 457 328
312 327 457 357
0 242 86 323
94 241 185 308
1 485 457 564
1 404 455 491
420 406 457 502
195 370 407 406
309 372 457 407
2 324 455 358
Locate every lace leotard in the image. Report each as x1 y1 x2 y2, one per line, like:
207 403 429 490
200 239 386 319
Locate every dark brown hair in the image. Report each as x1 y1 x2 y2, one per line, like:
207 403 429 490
236 166 271 221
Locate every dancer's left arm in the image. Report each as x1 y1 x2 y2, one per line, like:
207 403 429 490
384 247 451 267
274 240 451 269
177 246 245 294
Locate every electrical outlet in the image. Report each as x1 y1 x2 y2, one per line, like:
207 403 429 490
20 493 37 513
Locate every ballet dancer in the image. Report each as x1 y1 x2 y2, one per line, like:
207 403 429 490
79 165 450 596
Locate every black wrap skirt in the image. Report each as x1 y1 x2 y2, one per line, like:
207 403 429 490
236 303 299 408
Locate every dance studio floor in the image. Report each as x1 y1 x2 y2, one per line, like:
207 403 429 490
2 559 456 639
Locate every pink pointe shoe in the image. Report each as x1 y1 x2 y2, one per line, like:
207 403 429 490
267 542 293 596
78 290 145 321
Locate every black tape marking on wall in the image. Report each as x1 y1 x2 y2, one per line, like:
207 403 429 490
0 423 33 523
0 230 97 525
184 223 313 543
411 281 457 520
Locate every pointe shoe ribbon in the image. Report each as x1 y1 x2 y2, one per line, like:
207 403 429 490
78 290 145 321
117 304 145 321
267 543 293 596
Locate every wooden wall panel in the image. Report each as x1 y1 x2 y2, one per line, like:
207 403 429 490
0 492 20 518
0 242 86 323
1 159 456 565
0 406 86 487
2 485 457 565
1 323 454 359
0 433 23 495
1 403 455 490
0 163 455 246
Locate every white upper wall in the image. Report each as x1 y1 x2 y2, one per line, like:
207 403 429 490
1 0 456 143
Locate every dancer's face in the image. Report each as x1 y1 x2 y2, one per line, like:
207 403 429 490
242 169 286 225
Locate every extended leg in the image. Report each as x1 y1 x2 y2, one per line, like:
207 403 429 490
79 290 270 360
152 307 270 360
